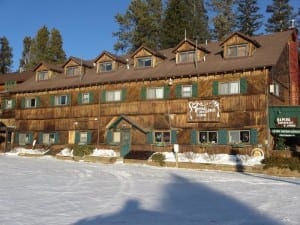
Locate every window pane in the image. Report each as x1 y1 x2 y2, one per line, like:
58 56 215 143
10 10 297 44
182 85 192 97
82 93 90 104
240 131 250 143
219 83 228 95
179 51 195 63
5 100 13 109
106 90 121 102
163 132 170 143
80 132 88 144
99 62 112 72
155 88 163 99
113 132 120 143
137 57 152 68
43 134 50 145
19 133 26 146
230 81 240 94
208 131 217 143
154 132 162 142
229 131 240 143
199 132 207 143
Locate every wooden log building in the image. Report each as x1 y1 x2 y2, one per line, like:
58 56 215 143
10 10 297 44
1 29 299 155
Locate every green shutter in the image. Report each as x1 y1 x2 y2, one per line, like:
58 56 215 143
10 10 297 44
141 87 146 100
122 88 127 101
175 84 182 98
77 93 82 104
29 133 34 144
87 131 92 144
11 99 16 109
1 100 5 109
89 92 94 103
21 98 25 108
171 130 177 144
14 132 19 144
67 94 71 105
192 83 198 97
146 131 153 144
212 81 218 96
164 85 170 99
250 129 258 145
54 132 60 144
240 78 248 94
36 97 40 107
50 96 55 106
75 131 80 144
218 129 228 144
191 129 197 144
101 90 106 102
38 132 43 144
106 129 113 144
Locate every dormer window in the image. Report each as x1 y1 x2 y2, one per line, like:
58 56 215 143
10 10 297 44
179 51 195 63
226 44 248 57
66 66 81 76
137 57 152 68
99 62 113 72
37 71 49 80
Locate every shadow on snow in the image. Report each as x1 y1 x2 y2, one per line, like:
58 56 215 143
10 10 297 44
73 174 282 225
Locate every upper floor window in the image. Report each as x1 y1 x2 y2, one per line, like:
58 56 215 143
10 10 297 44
147 87 164 99
25 97 37 108
226 44 248 57
4 99 14 109
82 93 90 104
178 51 195 63
5 81 16 91
66 66 81 76
219 81 240 95
106 90 122 102
98 62 112 72
137 57 152 68
37 71 49 80
181 85 193 98
54 95 69 106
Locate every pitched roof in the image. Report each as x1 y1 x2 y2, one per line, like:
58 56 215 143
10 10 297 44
62 56 94 68
9 30 295 93
33 62 64 73
94 51 127 64
0 71 34 84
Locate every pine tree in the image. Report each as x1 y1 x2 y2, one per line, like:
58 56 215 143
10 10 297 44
48 28 66 64
235 0 263 36
113 0 163 53
265 0 294 32
19 36 32 71
208 0 235 40
0 36 13 74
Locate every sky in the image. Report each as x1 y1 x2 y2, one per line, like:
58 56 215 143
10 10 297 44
0 0 299 72
1 153 300 225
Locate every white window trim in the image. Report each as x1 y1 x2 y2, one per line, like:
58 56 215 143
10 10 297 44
182 85 192 98
55 95 68 106
98 62 113 72
228 130 250 144
106 90 122 102
199 131 218 144
25 97 37 108
136 57 152 68
218 81 240 95
146 87 164 99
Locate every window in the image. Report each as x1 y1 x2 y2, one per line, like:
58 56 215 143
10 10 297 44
98 62 112 72
106 90 121 102
147 87 164 99
5 81 16 91
82 93 90 104
226 44 248 57
79 132 88 145
199 131 217 144
66 66 81 76
137 57 152 68
229 130 250 144
219 81 240 95
113 131 121 143
154 131 170 143
37 71 49 80
4 99 13 109
25 98 37 108
42 133 56 145
178 51 195 63
19 133 31 145
54 95 68 106
182 85 192 98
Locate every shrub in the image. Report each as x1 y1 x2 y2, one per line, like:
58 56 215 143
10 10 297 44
262 156 300 172
72 145 94 157
151 152 166 166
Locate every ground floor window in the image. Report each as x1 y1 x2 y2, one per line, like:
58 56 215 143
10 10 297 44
199 131 217 144
229 130 250 144
19 133 32 145
42 133 56 145
154 131 170 143
113 131 121 143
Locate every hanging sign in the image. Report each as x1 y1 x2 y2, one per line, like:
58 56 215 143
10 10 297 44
188 100 220 122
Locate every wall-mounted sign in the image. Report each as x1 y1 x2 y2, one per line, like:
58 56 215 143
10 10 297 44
275 117 297 128
188 100 220 122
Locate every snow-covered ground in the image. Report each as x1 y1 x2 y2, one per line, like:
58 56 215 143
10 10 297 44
0 153 299 225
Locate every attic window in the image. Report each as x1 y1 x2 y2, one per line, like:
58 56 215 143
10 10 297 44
178 51 195 63
66 66 81 76
37 71 49 80
137 57 152 68
98 62 112 72
226 44 248 57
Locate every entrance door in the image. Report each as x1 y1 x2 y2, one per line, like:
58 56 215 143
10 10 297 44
120 129 131 157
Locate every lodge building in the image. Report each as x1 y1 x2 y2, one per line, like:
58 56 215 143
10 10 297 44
0 29 299 155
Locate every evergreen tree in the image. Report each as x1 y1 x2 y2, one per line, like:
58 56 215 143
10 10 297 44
208 0 235 40
235 0 263 36
265 0 294 32
19 36 32 71
161 0 210 48
48 28 66 64
113 0 163 53
0 36 13 74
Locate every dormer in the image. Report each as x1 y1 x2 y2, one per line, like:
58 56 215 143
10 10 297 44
63 57 94 77
131 46 166 69
94 51 126 73
34 63 63 81
172 39 210 64
220 32 261 58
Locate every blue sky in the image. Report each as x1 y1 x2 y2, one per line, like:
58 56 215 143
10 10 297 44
0 0 299 72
